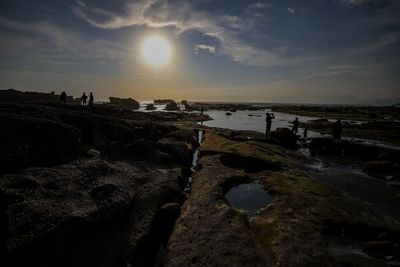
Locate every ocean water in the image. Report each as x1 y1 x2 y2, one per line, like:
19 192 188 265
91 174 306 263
201 109 321 137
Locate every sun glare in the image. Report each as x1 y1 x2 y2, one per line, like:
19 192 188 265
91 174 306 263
141 36 172 67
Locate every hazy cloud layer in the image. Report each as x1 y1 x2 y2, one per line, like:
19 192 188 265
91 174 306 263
0 18 129 63
73 0 311 67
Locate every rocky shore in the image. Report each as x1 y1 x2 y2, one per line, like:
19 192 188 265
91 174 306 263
1 97 399 266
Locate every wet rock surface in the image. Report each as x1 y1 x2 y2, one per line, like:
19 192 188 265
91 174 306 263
166 132 400 266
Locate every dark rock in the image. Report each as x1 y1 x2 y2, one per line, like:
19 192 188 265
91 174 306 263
164 101 179 111
108 97 140 110
157 138 193 166
0 113 81 173
154 99 175 104
269 127 298 149
363 161 400 178
145 104 157 110
226 112 232 115
160 203 181 221
104 140 176 167
363 240 400 258
0 159 183 267
310 137 342 155
337 253 387 267
342 141 400 162
0 89 74 104
164 129 198 148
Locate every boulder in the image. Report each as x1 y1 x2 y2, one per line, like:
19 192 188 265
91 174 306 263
104 140 176 167
108 97 140 110
145 104 157 110
164 101 179 111
269 128 298 149
154 99 174 104
157 138 193 166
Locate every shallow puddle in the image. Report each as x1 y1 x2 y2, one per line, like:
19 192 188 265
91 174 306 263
225 183 272 214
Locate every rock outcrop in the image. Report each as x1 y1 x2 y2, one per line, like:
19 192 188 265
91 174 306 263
0 159 184 267
0 102 200 266
0 89 74 104
154 99 175 104
164 101 179 111
108 97 140 110
145 103 157 110
269 127 298 149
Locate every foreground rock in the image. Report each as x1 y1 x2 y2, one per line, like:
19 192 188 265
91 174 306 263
1 159 183 266
0 102 202 266
165 132 400 266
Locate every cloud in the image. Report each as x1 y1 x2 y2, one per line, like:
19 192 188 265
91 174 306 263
72 0 310 67
349 32 400 55
287 7 295 14
336 0 375 7
296 59 400 82
194 44 216 54
0 18 129 63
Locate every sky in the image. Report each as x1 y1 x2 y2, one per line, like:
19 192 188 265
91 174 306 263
0 0 399 105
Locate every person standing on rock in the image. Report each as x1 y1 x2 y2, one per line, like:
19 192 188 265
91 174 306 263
89 92 94 106
81 92 88 106
60 91 67 104
292 117 299 134
332 119 342 139
265 113 273 136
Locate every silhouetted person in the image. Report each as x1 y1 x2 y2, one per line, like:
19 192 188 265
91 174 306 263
303 127 308 139
201 106 204 114
332 119 342 139
292 117 299 134
60 91 67 104
81 92 88 106
265 113 273 136
89 92 94 106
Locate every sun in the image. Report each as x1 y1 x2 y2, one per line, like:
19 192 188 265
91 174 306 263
141 36 172 67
